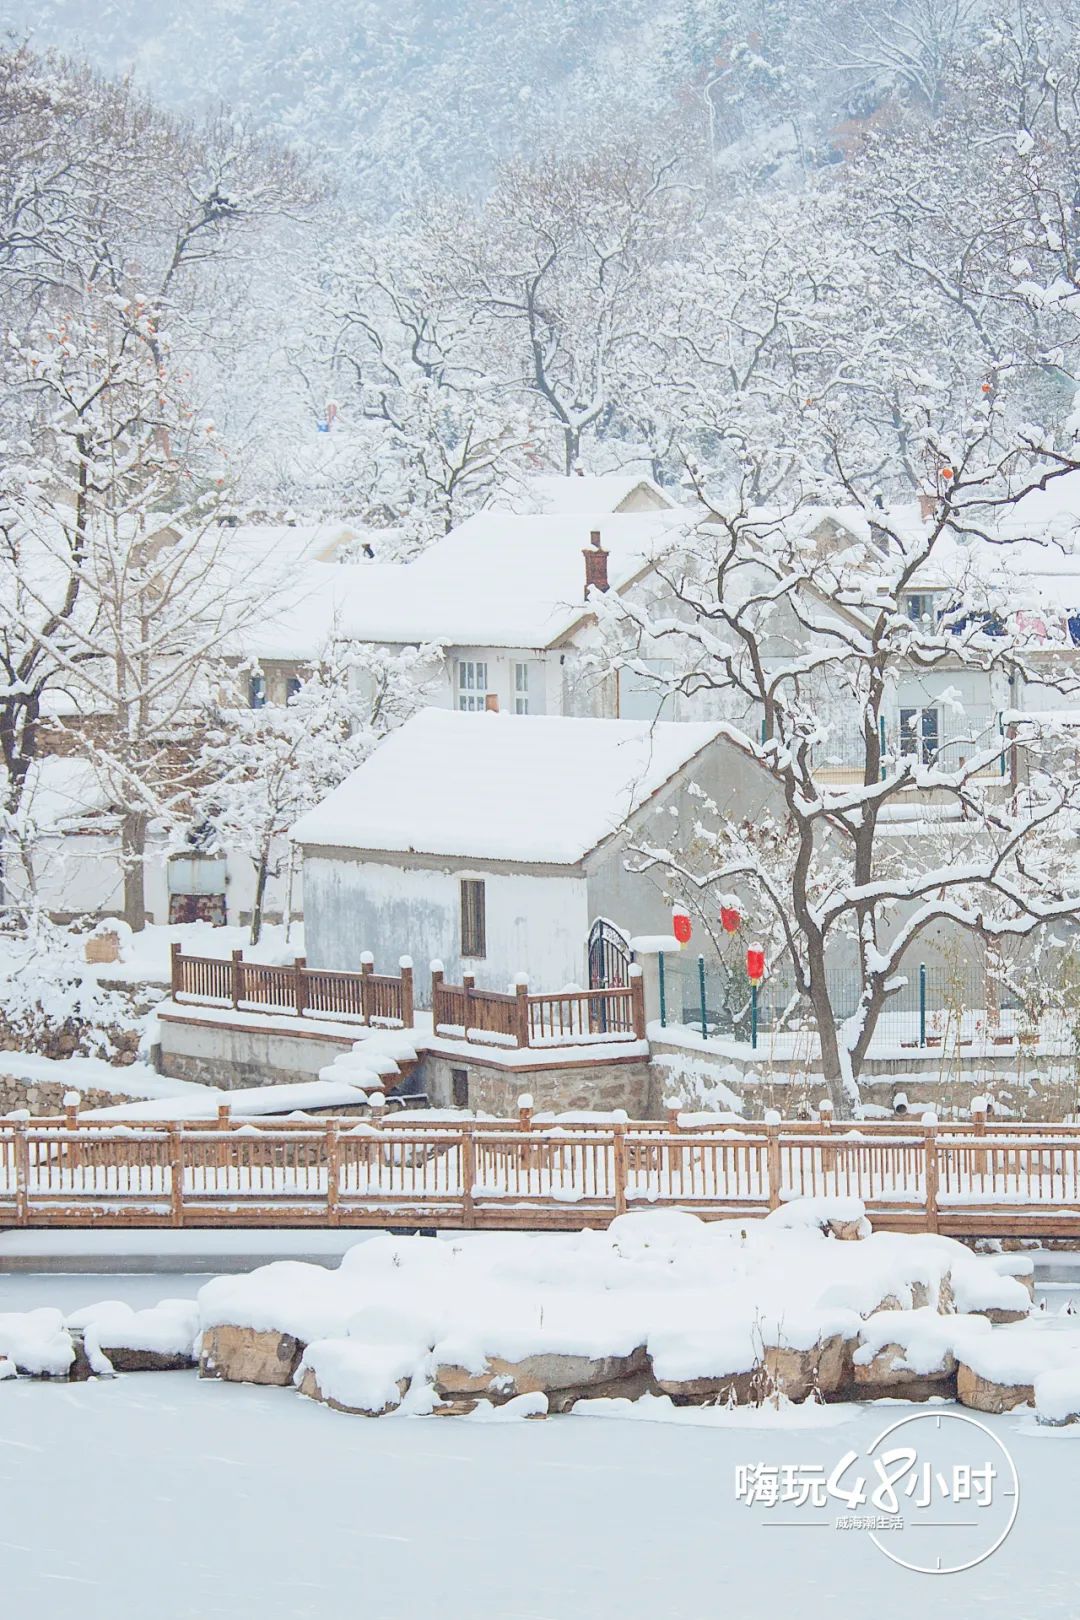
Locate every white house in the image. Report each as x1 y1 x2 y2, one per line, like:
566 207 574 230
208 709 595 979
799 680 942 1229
289 707 746 996
240 474 697 723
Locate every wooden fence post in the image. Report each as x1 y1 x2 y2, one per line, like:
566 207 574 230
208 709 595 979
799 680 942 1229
399 957 414 1029
168 1123 185 1227
360 954 374 1024
230 949 243 1009
517 1091 533 1173
514 977 530 1047
463 971 475 1039
613 1121 628 1218
924 1113 940 1233
971 1095 988 1178
430 963 445 1031
326 1123 340 1226
170 940 183 998
629 965 646 1039
765 1112 782 1211
13 1121 29 1226
293 956 307 1017
461 1120 476 1228
216 1103 231 1169
819 1097 835 1178
63 1093 81 1176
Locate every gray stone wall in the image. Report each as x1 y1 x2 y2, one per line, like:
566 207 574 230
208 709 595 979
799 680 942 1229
0 1077 136 1115
419 1051 652 1114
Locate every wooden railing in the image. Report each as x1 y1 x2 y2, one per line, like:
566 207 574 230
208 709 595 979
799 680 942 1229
171 945 414 1028
431 967 645 1048
4 1102 1080 1233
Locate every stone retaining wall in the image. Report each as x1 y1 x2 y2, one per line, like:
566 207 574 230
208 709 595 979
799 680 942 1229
0 1077 138 1115
418 1050 652 1113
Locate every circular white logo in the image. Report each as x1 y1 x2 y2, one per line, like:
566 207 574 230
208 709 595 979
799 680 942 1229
734 1407 1020 1575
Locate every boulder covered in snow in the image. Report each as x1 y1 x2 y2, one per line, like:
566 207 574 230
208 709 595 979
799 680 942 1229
67 1300 200 1373
200 1324 305 1387
852 1308 992 1400
957 1328 1080 1413
432 1345 650 1414
296 1340 416 1416
0 1308 76 1379
1035 1368 1080 1427
765 1196 871 1242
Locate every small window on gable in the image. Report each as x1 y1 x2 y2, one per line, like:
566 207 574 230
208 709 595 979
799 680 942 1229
460 879 486 959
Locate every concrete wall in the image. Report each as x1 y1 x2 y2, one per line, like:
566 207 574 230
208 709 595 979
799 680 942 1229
302 852 591 994
157 1012 355 1089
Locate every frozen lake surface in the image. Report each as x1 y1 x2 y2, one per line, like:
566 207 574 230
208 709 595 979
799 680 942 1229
1 1368 1077 1620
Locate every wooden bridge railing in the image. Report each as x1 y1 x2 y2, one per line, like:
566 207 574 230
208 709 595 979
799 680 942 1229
430 966 645 1048
171 946 414 1028
4 1101 1080 1233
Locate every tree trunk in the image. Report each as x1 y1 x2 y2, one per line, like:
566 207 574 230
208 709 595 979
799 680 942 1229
249 850 270 946
121 811 149 932
811 990 853 1118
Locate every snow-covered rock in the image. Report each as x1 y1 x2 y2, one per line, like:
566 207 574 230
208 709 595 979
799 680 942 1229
297 1340 416 1416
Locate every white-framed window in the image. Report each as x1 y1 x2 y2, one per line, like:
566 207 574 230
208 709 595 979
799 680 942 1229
902 592 938 627
514 661 530 714
899 706 940 764
455 659 489 711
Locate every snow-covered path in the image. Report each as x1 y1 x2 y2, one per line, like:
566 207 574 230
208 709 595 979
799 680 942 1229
0 1374 1076 1620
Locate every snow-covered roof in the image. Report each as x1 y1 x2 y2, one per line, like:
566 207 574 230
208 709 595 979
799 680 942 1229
493 473 673 516
290 709 723 864
20 756 115 830
243 506 693 658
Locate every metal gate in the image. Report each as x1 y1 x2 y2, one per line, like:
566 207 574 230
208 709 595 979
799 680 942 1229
587 918 632 989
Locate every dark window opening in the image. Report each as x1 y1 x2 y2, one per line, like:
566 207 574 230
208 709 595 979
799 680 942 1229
900 706 940 764
460 879 486 959
451 1068 469 1108
285 676 303 702
248 673 267 709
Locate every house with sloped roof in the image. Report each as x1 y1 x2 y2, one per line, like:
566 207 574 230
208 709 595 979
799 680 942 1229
238 474 698 722
290 707 760 995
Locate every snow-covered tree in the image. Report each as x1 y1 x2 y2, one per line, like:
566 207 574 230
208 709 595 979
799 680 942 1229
600 411 1080 1114
196 642 442 943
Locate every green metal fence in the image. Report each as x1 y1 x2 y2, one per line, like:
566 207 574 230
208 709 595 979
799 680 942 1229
665 956 1061 1052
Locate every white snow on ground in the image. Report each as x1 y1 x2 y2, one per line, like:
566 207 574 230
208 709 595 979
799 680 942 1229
77 921 306 985
82 1078 376 1120
0 1050 204 1103
0 1377 1075 1620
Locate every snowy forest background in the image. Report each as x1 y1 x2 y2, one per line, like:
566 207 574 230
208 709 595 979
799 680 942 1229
7 0 1080 538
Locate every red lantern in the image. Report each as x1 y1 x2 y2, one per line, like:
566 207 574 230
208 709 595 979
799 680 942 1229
720 906 741 934
940 465 954 482
672 907 693 946
746 946 765 983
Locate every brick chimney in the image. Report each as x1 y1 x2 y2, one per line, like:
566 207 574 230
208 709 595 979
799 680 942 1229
583 530 610 597
484 693 499 712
